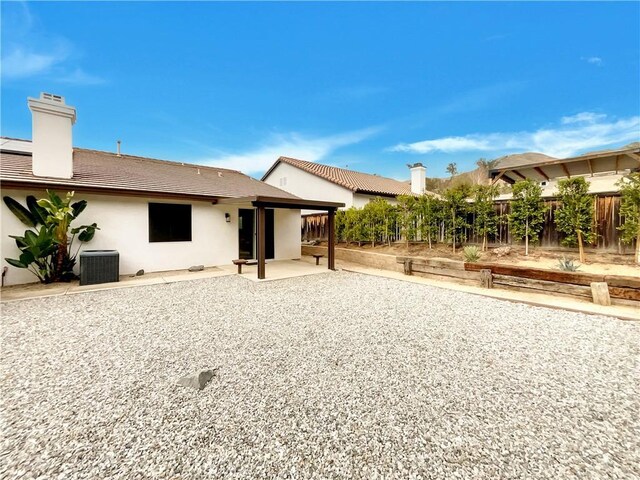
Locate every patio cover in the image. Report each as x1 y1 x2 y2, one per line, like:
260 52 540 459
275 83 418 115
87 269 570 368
488 144 640 185
216 196 345 279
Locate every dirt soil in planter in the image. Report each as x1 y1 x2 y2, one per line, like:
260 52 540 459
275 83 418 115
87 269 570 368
319 242 640 278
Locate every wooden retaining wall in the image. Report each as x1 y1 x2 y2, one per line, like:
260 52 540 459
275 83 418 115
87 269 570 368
398 256 640 307
301 245 402 272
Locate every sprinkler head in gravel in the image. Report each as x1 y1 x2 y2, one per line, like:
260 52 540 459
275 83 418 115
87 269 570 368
176 368 218 390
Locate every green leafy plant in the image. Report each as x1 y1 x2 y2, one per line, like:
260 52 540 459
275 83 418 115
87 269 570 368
417 194 442 249
557 256 580 272
342 207 365 246
3 191 99 283
463 245 481 262
472 184 499 251
396 194 418 247
617 172 640 264
442 185 470 253
509 179 547 256
554 177 596 263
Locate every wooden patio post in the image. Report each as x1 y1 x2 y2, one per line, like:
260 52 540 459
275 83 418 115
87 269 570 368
257 206 266 279
328 208 336 270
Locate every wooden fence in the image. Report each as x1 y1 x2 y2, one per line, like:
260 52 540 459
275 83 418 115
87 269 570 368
301 194 632 252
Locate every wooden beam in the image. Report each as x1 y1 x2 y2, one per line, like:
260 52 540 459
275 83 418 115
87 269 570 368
561 163 571 178
534 167 549 181
586 158 594 176
257 206 266 279
491 170 507 185
327 209 336 270
512 170 527 180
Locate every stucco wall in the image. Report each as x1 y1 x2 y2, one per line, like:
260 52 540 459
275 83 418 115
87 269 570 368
352 193 398 208
263 162 354 212
1 188 301 286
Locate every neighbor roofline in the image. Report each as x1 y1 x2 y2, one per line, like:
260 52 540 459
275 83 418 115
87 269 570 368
489 145 640 176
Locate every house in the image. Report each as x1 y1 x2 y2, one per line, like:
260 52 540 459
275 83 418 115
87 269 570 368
1 93 343 285
262 157 435 213
489 143 640 200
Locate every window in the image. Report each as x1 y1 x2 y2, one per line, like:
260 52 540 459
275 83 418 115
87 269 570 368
148 203 192 242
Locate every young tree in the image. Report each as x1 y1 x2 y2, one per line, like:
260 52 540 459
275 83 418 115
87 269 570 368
396 194 418 247
472 184 499 251
361 198 394 247
334 209 347 243
343 207 364 246
555 177 596 263
417 194 441 249
617 172 640 263
442 185 470 253
509 179 547 256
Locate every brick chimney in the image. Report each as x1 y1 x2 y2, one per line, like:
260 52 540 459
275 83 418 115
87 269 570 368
409 162 426 195
27 93 76 178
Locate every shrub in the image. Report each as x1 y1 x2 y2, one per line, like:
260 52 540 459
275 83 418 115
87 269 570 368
557 256 580 272
463 245 481 262
555 177 596 263
3 191 99 283
509 179 547 256
617 172 640 264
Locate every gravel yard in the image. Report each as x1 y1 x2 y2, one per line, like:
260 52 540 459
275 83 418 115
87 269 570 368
2 271 639 479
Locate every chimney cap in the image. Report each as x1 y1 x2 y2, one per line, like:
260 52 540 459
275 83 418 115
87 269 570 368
407 162 425 169
28 92 76 124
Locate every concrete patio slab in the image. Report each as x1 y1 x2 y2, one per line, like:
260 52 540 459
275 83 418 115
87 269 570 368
218 258 334 282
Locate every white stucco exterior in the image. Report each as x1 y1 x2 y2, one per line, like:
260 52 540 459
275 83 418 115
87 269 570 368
1 188 301 286
263 162 397 212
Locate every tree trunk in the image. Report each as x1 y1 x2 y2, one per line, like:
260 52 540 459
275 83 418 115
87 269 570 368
577 230 585 263
452 209 456 254
525 218 529 256
482 232 487 252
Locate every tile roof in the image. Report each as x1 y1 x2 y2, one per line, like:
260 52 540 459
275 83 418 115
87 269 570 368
264 156 426 197
0 146 299 200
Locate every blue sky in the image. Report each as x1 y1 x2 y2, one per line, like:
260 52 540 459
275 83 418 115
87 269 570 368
2 2 639 179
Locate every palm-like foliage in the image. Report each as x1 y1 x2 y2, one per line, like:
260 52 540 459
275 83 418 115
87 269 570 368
3 190 99 283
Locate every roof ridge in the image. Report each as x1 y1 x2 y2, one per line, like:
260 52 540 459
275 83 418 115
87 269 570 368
74 147 243 174
279 156 398 180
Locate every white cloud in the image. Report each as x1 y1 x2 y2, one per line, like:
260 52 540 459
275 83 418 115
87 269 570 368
561 112 607 124
1 4 104 85
390 115 640 158
200 126 382 174
582 56 603 66
1 47 65 78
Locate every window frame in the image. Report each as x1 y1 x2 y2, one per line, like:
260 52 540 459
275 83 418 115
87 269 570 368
148 202 193 243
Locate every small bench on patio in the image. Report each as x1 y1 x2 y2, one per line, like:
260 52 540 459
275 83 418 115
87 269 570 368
312 254 324 266
233 259 258 273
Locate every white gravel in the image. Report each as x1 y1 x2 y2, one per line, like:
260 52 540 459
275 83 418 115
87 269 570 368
1 272 639 479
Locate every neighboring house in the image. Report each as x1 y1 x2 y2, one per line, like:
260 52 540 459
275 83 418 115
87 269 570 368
489 143 640 200
262 157 435 213
1 93 342 285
